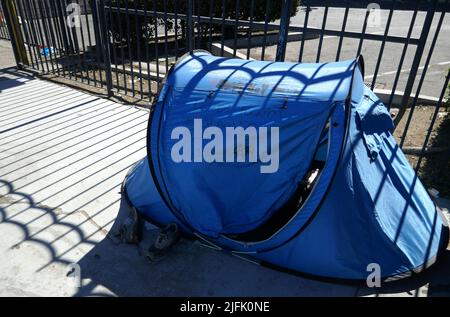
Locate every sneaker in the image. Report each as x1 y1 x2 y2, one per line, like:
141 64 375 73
146 223 180 262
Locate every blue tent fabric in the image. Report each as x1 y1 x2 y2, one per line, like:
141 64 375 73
255 84 446 279
124 51 448 280
159 93 334 236
125 159 178 228
150 52 357 237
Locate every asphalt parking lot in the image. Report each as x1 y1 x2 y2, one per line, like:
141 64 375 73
246 6 450 99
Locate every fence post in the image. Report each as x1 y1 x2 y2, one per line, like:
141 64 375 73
394 0 437 127
276 0 292 62
1 0 28 67
96 0 113 97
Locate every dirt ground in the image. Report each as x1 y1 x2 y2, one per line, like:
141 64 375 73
394 106 450 198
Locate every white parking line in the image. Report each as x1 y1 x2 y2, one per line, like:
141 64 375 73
365 61 450 80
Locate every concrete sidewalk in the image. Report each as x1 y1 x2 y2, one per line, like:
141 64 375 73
0 69 449 297
0 40 15 69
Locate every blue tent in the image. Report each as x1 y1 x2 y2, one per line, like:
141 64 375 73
123 51 448 281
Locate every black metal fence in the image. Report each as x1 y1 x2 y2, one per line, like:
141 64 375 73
0 1 10 39
1 0 450 194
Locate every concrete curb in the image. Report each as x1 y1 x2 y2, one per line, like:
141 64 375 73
373 89 440 107
211 42 254 60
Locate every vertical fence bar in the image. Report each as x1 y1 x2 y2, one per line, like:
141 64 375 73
69 0 81 79
163 0 169 71
208 0 214 52
90 0 104 86
394 0 438 127
115 0 126 93
298 4 309 63
195 0 200 49
371 0 395 90
187 0 193 52
276 0 292 62
124 0 134 95
174 0 179 58
220 0 225 56
387 3 419 110
143 0 151 100
335 1 349 61
75 0 88 82
82 0 95 84
108 0 118 89
152 0 160 89
133 0 143 99
246 0 254 60
232 0 239 57
261 0 270 61
97 0 113 97
153 1 162 90
316 1 328 63
356 7 370 57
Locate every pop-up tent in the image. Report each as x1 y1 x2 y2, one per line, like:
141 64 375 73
122 51 448 281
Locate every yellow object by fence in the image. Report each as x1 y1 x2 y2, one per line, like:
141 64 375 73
4 0 28 65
